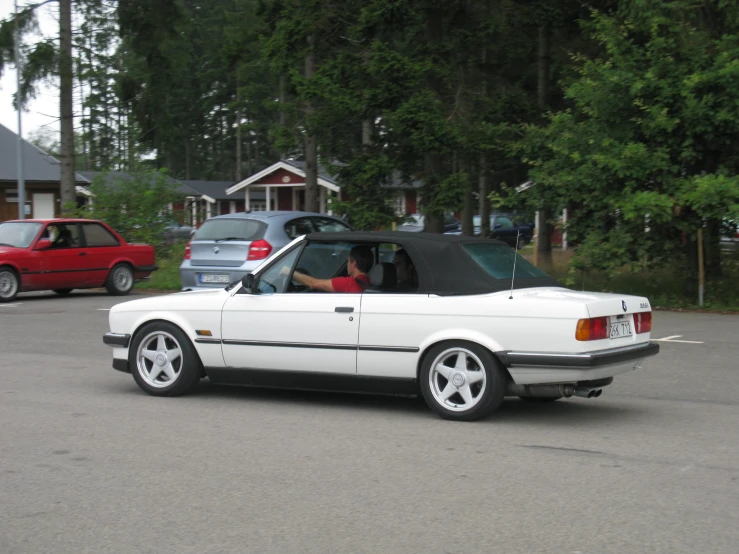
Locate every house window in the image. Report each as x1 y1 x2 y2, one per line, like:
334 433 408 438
250 203 266 212
393 194 406 216
5 189 19 202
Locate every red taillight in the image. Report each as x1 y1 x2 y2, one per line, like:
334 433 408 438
247 239 272 261
576 317 609 341
184 242 191 260
634 312 652 334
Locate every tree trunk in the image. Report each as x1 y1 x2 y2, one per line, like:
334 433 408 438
479 47 490 238
705 218 722 278
361 118 373 150
236 84 242 181
462 165 474 236
536 24 553 269
303 33 318 213
59 0 76 213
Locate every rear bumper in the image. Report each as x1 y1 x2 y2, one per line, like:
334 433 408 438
497 342 659 386
497 342 659 368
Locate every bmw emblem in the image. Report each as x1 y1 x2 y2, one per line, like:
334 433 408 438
622 300 627 312
213 247 220 254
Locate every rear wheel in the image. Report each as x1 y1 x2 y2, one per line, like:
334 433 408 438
0 267 19 303
53 289 73 296
420 341 506 421
129 321 202 396
106 263 134 296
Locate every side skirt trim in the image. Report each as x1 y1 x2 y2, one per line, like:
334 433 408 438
205 367 418 395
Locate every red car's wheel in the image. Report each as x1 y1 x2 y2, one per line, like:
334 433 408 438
106 263 134 296
0 266 19 303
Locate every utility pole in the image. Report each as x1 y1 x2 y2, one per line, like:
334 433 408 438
14 0 26 219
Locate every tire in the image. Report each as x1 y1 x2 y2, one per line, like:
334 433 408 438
129 321 202 397
0 266 19 303
419 341 507 421
53 289 73 296
519 396 561 403
106 263 134 296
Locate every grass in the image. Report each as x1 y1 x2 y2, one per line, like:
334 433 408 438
521 246 739 312
135 241 187 292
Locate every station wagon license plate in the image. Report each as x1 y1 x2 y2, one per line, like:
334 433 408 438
610 320 633 339
199 274 230 284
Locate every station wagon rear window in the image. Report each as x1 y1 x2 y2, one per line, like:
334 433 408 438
193 219 266 241
463 243 549 280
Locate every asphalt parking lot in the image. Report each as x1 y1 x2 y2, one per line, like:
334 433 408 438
1 291 738 553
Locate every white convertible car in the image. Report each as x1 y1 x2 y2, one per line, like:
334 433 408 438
103 231 659 421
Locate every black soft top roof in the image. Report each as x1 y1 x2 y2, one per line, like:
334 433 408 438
304 230 560 295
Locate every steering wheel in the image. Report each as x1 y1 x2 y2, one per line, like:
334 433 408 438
289 267 313 292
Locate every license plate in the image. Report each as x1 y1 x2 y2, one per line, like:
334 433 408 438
199 274 230 284
610 320 633 339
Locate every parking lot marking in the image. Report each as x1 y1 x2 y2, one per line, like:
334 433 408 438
654 335 704 344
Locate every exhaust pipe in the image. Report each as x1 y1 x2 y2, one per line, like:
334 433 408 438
507 384 575 398
574 387 602 398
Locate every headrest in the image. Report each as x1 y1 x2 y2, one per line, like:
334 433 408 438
369 262 397 289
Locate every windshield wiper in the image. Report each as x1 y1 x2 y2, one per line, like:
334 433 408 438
214 237 248 242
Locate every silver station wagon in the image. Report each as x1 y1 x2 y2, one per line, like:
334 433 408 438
179 211 352 290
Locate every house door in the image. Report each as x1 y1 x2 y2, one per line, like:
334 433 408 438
33 193 55 219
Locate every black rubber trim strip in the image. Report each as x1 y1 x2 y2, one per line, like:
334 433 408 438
112 358 130 373
103 333 131 347
497 342 660 368
215 339 419 353
358 345 420 353
205 367 418 395
23 267 109 275
222 339 356 350
194 338 222 344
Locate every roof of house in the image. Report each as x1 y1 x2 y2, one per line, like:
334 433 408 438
77 171 199 196
0 123 89 184
285 159 421 189
179 180 236 201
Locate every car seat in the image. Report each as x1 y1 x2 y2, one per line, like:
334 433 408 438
368 262 397 290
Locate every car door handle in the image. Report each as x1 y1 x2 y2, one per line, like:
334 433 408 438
79 251 87 256
335 307 354 313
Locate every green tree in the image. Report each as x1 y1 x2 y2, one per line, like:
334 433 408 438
521 0 739 277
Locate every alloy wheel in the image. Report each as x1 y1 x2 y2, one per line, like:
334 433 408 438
428 347 487 412
0 270 18 300
135 331 184 388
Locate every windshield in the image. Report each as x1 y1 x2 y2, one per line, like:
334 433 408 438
193 218 266 241
0 222 43 248
463 243 550 279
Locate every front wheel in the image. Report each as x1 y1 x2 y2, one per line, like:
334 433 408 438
0 267 19 303
129 321 202 396
420 341 507 421
106 264 134 296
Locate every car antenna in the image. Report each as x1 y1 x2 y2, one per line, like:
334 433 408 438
509 229 521 300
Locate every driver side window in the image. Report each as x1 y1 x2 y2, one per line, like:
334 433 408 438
255 248 301 294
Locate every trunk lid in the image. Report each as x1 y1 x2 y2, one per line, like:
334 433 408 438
190 240 251 267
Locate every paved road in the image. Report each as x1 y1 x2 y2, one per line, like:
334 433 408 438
1 291 738 553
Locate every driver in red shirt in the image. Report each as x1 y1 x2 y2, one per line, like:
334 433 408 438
289 245 373 293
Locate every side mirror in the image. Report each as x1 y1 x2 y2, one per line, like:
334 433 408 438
241 273 255 293
494 223 503 230
190 229 197 238
35 239 52 250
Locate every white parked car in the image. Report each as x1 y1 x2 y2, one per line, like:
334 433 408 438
103 231 659 421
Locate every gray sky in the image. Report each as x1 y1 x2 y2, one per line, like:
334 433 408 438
0 1 61 138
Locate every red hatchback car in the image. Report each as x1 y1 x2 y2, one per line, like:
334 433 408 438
0 219 157 302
